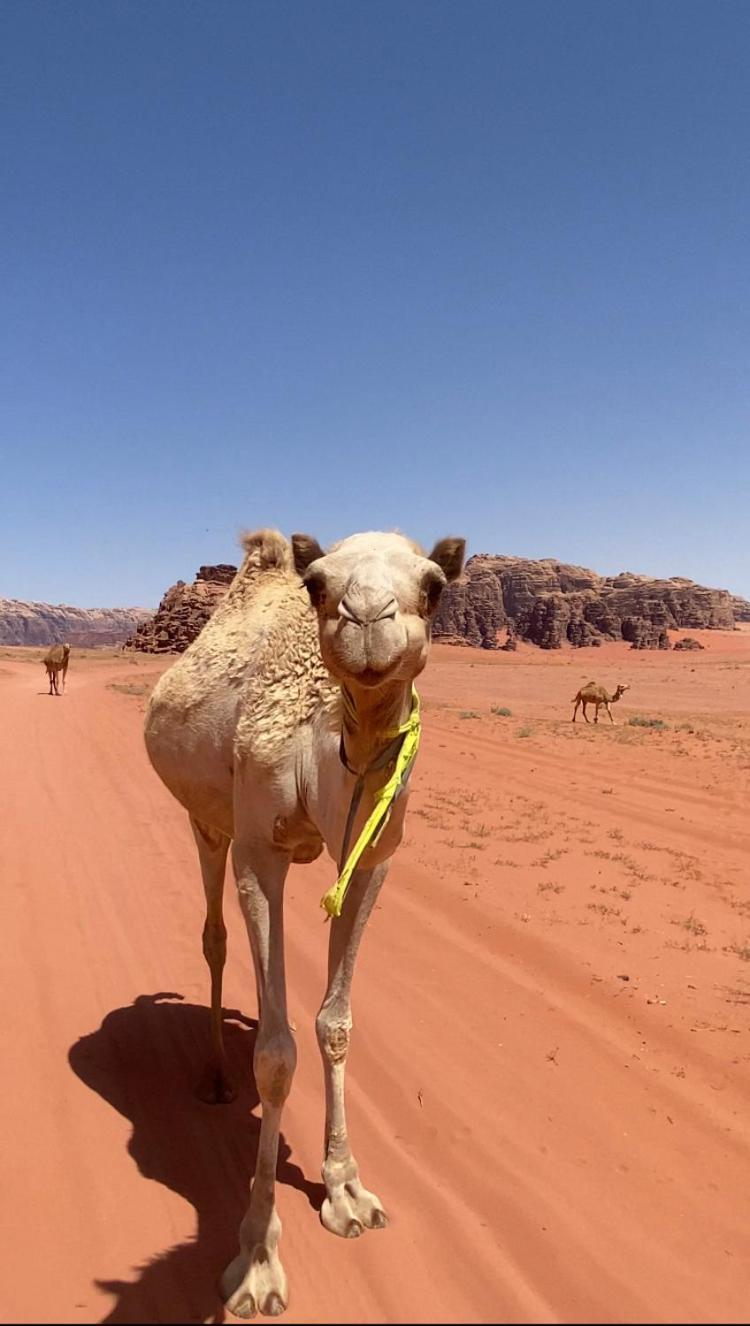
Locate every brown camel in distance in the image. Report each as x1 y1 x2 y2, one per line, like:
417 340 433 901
572 680 630 724
42 643 70 695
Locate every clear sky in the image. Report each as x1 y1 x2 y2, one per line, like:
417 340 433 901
2 0 748 608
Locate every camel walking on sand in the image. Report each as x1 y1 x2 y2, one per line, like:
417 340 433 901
42 643 70 695
572 680 630 725
144 526 465 1318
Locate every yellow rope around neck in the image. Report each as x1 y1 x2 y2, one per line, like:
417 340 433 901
321 686 421 920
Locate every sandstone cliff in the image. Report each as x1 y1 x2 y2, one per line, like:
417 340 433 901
125 565 236 653
0 597 150 647
433 555 744 650
124 555 749 656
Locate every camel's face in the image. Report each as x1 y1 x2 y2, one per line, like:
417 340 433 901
614 684 630 700
293 531 465 691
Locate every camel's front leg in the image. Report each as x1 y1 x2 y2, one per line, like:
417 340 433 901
316 862 389 1239
606 703 615 725
221 841 294 1319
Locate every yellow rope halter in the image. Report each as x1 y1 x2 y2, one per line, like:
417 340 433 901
320 686 422 919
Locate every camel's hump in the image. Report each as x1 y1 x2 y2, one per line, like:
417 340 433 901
239 528 292 573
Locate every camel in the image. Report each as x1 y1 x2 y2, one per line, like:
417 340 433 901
571 680 630 725
42 643 70 695
143 526 465 1318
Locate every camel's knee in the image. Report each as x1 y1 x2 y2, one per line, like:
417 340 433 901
202 919 227 969
254 1030 297 1108
316 1010 351 1066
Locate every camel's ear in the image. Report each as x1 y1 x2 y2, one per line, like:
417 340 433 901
428 537 466 583
291 533 325 577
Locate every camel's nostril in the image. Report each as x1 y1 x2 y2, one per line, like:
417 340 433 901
338 598 362 625
338 595 398 626
374 598 398 623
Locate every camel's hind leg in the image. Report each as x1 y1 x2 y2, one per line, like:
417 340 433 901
190 815 235 1104
582 702 590 723
316 862 389 1239
572 699 580 722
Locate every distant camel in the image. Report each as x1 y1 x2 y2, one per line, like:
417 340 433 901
572 681 629 725
43 643 70 696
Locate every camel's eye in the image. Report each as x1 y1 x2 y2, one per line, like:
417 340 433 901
304 572 327 609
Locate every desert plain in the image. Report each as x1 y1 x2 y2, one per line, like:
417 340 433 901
1 630 748 1323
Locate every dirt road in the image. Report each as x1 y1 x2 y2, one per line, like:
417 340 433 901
1 643 748 1323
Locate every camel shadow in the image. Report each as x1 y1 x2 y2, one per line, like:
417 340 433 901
68 993 324 1324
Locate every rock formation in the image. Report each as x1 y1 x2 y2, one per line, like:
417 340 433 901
124 555 750 656
433 555 743 650
673 636 705 651
0 597 150 647
125 565 236 653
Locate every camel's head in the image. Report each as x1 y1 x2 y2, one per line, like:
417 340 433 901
292 530 465 691
613 683 630 701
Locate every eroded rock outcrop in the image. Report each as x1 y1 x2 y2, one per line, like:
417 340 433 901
125 564 236 653
434 555 741 650
126 553 748 657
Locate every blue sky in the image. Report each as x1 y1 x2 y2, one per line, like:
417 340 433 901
2 0 748 607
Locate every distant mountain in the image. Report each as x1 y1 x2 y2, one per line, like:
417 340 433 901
0 596 151 647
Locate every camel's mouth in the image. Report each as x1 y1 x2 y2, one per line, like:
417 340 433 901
350 665 399 690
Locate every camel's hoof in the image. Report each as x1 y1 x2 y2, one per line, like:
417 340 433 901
221 1248 288 1319
196 1064 237 1105
321 1184 388 1239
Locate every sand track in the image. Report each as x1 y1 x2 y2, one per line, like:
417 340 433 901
1 644 748 1323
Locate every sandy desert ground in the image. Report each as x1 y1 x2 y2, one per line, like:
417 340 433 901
1 632 749 1324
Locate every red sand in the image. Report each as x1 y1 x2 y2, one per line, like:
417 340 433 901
1 638 749 1323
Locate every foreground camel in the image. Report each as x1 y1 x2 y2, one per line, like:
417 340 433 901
42 643 70 695
571 680 630 724
144 527 465 1317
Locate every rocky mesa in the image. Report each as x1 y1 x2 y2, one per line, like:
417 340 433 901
433 555 750 649
0 597 151 647
125 553 750 656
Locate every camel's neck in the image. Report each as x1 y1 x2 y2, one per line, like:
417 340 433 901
340 679 413 774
